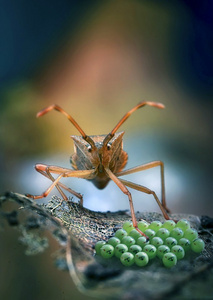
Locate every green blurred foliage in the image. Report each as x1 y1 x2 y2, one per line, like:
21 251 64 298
0 84 42 158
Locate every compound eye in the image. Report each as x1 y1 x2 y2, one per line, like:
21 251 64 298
107 143 111 150
87 145 92 152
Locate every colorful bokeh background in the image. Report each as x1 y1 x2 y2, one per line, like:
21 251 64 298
1 1 213 299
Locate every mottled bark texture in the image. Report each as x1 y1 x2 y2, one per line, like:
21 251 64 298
0 192 213 299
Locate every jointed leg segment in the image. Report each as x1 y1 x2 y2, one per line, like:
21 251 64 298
116 160 170 213
119 178 170 220
33 166 84 205
26 164 95 206
105 168 148 238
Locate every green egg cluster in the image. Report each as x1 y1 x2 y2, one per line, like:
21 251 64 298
95 219 205 268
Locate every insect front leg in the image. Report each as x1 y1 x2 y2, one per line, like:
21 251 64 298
27 171 64 199
26 164 95 206
105 168 148 239
35 165 68 200
33 165 84 205
116 161 171 213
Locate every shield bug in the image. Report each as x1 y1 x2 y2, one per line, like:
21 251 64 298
26 102 171 237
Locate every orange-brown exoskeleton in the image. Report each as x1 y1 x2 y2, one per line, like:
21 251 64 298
26 102 171 238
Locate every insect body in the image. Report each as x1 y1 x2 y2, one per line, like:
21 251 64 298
70 132 128 189
26 102 171 237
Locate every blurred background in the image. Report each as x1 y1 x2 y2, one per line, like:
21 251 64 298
0 0 213 299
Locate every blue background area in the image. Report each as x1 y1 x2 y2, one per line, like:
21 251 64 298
0 0 99 85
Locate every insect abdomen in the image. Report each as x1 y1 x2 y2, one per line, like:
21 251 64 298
90 177 110 189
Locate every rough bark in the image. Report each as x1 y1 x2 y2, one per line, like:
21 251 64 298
0 192 213 299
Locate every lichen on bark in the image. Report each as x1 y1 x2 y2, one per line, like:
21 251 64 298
0 192 213 299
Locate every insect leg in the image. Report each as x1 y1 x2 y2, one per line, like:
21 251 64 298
34 166 84 205
105 168 148 238
26 164 95 204
116 161 170 213
118 178 171 220
26 173 64 199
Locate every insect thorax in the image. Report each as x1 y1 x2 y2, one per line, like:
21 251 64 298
70 132 128 189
